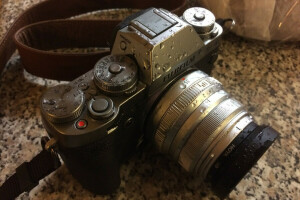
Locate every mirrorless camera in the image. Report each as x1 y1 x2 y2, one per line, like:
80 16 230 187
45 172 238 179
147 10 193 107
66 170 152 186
40 7 278 198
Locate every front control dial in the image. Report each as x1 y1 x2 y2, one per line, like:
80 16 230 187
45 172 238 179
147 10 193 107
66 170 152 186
93 55 138 95
41 84 85 123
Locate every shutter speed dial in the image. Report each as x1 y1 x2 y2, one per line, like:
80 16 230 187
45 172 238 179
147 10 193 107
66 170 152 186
93 55 138 95
41 85 85 123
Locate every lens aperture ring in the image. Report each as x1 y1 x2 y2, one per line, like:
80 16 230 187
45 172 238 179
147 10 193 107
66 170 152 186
154 76 220 152
161 83 222 153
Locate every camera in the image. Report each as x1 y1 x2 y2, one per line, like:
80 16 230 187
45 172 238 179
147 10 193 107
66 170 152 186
40 7 278 198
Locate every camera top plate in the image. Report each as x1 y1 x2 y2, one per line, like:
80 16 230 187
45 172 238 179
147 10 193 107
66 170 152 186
111 8 222 94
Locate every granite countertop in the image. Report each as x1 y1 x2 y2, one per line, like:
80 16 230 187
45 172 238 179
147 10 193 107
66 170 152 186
0 1 299 200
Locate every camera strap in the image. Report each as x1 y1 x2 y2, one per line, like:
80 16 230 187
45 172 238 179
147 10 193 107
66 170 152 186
0 138 61 200
0 0 187 81
0 0 187 199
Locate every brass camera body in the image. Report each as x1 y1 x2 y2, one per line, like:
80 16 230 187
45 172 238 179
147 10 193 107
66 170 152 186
40 7 278 198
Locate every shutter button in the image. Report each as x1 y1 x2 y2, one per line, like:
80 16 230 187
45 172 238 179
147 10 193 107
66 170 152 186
88 96 114 119
92 98 109 112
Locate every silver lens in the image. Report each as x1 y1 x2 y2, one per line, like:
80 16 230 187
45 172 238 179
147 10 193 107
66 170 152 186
149 70 254 181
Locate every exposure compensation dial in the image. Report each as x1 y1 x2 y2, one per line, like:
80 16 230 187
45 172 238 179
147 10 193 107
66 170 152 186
41 85 85 123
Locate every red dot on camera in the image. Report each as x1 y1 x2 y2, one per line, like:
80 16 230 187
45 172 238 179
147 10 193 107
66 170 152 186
76 120 87 129
78 121 85 127
182 78 185 81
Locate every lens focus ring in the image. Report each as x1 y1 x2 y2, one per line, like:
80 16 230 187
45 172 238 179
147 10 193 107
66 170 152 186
178 98 244 173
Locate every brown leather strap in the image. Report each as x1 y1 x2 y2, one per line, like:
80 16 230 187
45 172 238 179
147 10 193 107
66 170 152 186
0 0 187 81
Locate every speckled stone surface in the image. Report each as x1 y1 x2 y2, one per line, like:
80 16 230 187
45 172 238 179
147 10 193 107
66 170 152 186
0 1 299 200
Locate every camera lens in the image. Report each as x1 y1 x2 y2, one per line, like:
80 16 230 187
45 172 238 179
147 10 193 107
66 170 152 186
147 70 278 198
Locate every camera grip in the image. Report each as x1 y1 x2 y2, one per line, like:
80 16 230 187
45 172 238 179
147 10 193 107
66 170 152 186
59 133 121 194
